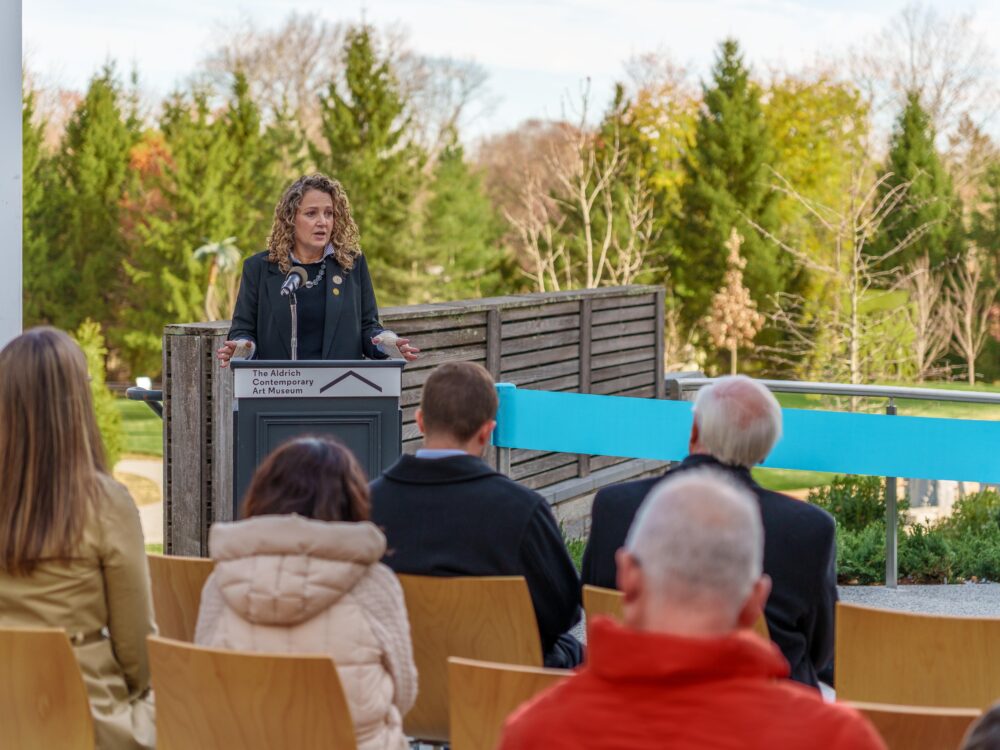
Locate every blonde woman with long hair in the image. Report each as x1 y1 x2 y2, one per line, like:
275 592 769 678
217 173 420 365
0 328 156 750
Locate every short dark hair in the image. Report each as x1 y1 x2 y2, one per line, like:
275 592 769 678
963 702 1000 750
241 435 370 522
420 362 498 442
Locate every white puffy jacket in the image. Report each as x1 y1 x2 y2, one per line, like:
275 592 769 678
194 514 417 750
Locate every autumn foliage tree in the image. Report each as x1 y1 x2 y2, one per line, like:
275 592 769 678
706 228 765 374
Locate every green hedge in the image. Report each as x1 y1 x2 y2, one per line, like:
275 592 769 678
73 320 123 467
809 478 1000 584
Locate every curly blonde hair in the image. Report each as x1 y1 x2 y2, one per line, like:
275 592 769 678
267 173 361 274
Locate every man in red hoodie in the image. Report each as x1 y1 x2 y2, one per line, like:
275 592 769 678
499 469 885 750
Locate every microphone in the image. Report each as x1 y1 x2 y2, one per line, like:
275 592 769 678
280 266 308 296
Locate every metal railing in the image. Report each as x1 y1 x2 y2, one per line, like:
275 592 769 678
666 377 1000 587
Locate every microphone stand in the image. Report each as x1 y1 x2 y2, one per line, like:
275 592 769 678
289 291 299 361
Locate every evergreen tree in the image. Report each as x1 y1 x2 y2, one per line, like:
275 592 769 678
264 100 308 189
122 75 276 374
971 161 1000 273
875 91 963 270
418 137 511 300
310 25 425 304
675 39 785 325
22 83 49 325
41 65 134 336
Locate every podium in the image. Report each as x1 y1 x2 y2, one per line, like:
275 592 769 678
231 360 405 516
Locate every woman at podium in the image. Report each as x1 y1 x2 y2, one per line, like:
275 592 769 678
217 173 419 365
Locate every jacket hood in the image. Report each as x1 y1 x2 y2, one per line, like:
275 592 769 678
587 616 789 684
381 453 499 485
208 514 386 626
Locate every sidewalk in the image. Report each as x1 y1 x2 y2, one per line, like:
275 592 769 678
115 457 163 547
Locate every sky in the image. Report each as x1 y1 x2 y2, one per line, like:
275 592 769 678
21 0 1000 140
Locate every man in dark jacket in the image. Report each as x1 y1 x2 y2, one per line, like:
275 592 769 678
370 362 584 668
580 375 837 687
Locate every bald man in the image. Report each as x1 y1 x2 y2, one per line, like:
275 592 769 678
502 471 881 750
581 375 837 687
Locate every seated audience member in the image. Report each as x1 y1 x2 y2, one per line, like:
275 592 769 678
962 701 1000 750
195 436 416 750
370 362 584 668
0 328 156 750
500 471 885 750
581 375 836 687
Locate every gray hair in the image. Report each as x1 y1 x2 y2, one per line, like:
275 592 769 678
692 375 782 468
625 468 763 617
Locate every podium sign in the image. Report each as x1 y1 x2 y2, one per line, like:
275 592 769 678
232 360 404 516
233 365 402 399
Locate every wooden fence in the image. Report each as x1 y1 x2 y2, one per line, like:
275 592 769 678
163 285 665 555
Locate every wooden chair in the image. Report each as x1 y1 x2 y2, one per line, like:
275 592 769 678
397 575 543 743
846 701 981 750
0 626 95 750
448 657 572 750
836 602 1000 708
147 553 215 641
582 584 770 639
147 635 357 750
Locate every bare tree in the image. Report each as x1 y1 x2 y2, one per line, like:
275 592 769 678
204 14 491 166
899 254 952 381
396 55 492 170
948 250 999 385
750 161 937 401
850 2 999 147
503 171 568 292
203 12 345 141
499 87 657 292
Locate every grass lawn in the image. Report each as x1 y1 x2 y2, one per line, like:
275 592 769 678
774 382 1000 421
752 467 838 493
117 399 163 457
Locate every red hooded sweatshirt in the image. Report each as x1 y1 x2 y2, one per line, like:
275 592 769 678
499 618 885 749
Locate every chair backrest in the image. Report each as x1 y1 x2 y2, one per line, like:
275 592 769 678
836 602 1000 708
0 626 95 750
846 701 981 750
582 584 770 639
397 575 543 742
147 553 215 641
448 657 572 750
147 635 357 750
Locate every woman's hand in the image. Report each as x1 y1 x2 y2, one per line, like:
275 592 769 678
217 340 238 367
217 340 253 367
372 334 420 362
396 338 421 362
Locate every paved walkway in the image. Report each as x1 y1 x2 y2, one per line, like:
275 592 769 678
839 583 1000 617
115 457 163 547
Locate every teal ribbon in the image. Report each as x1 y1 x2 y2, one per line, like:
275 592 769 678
492 384 1000 483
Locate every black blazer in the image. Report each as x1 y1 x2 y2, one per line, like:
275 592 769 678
228 250 387 360
580 453 837 688
370 454 583 666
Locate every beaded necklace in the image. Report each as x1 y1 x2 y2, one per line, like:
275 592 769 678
301 260 326 290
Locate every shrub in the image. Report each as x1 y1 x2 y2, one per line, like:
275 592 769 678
949 529 1000 582
898 523 951 583
808 475 907 533
836 523 886 584
940 490 1000 538
73 319 123 468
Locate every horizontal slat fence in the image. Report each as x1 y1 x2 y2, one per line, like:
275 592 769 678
163 285 664 555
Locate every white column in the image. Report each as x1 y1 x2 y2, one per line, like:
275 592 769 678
0 0 22 347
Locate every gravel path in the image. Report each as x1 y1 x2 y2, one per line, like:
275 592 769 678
839 584 1000 617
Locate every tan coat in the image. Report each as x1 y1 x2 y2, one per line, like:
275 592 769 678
0 475 156 750
195 515 417 750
